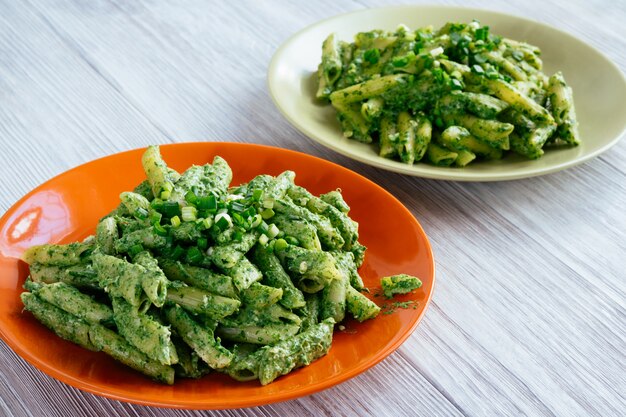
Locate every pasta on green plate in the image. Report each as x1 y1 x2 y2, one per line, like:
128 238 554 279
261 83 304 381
316 21 580 167
20 145 420 385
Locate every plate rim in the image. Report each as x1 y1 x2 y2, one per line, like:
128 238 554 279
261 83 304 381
0 141 436 409
267 5 626 181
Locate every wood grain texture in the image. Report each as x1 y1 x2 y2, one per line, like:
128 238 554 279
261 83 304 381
1 0 625 416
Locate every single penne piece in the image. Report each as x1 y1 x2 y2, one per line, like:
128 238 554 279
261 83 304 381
320 270 347 323
443 113 513 150
141 145 174 198
547 72 580 145
483 51 527 81
216 322 301 345
396 111 417 164
330 74 410 105
462 92 509 119
246 170 295 200
275 243 343 290
509 123 557 159
438 126 484 164
378 114 399 158
332 250 364 291
252 245 306 309
320 33 342 86
345 286 381 322
133 251 168 308
319 190 350 214
88 325 175 384
454 150 476 167
119 192 150 217
226 344 263 382
414 112 432 162
111 297 178 366
158 259 237 298
381 274 423 298
21 292 98 351
166 284 241 320
333 101 373 143
92 253 146 308
426 143 458 167
273 198 344 250
114 227 168 253
361 97 384 121
25 281 113 326
29 263 100 290
96 216 118 255
257 318 335 385
22 241 93 267
270 213 321 251
209 231 258 269
289 185 358 249
222 257 263 291
316 66 332 100
394 52 435 75
467 74 554 123
164 304 233 369
241 282 283 309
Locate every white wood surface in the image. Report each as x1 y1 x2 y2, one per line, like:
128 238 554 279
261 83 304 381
1 0 625 416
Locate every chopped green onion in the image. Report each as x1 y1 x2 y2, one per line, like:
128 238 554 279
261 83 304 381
273 238 288 251
197 237 208 250
475 26 489 42
364 48 380 65
149 211 162 224
153 222 168 236
215 212 232 230
250 214 263 228
197 195 217 212
171 215 181 227
181 206 198 222
150 198 163 209
162 181 174 193
242 207 257 219
160 190 171 200
185 190 198 205
232 230 243 242
257 221 270 234
157 201 180 218
134 207 149 219
128 244 144 257
186 246 203 264
267 224 280 239
258 234 269 245
230 201 246 212
260 208 275 220
261 197 274 209
170 245 184 260
284 236 300 246
231 212 245 227
251 189 264 201
199 217 213 230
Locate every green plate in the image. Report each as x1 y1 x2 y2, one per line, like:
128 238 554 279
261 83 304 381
268 5 626 181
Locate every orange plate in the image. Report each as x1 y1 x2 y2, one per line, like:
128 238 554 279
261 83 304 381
0 143 435 409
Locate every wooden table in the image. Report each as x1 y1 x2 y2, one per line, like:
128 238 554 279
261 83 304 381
1 1 624 416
